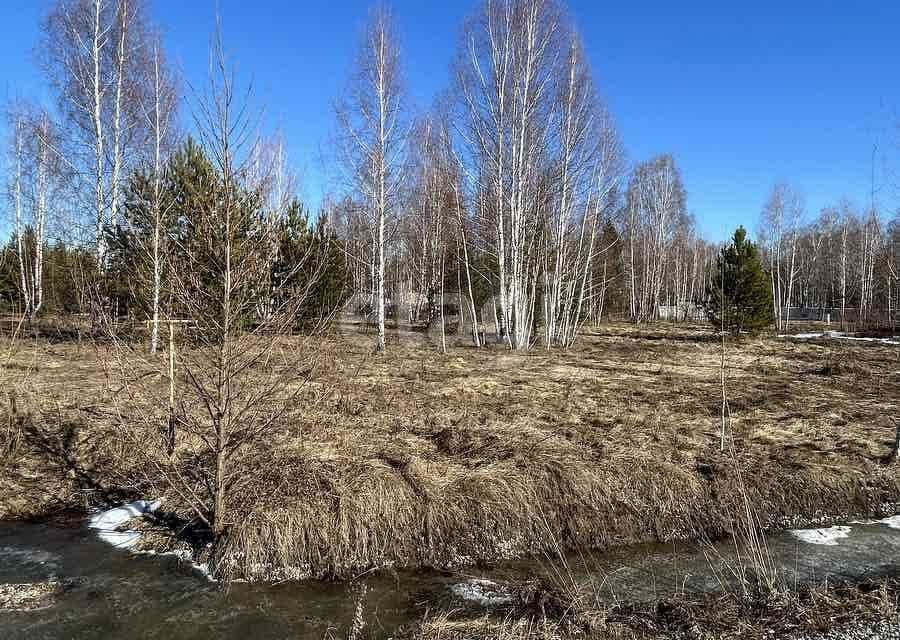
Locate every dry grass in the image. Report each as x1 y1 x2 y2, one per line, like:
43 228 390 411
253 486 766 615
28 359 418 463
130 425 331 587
0 581 60 612
409 578 900 639
412 613 573 640
1 322 899 580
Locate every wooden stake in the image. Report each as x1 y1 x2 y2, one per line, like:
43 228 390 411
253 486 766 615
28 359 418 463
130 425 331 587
146 318 190 456
168 319 175 455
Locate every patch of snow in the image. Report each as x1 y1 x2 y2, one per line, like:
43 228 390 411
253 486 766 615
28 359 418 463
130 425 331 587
778 332 900 346
875 515 900 530
191 562 215 582
86 500 216 582
88 499 162 549
450 579 513 607
788 525 852 546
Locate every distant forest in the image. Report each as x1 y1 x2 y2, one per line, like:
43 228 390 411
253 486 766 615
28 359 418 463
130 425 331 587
3 0 898 351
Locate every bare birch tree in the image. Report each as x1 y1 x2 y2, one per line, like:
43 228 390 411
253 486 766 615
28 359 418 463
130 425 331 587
624 155 687 322
41 0 155 269
139 39 179 353
452 0 626 349
6 106 30 318
759 183 804 331
456 0 562 349
545 37 623 347
335 6 408 353
4 102 65 322
41 0 111 266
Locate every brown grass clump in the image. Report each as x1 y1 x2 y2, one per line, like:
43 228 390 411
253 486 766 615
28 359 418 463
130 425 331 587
411 614 573 640
1 322 899 580
410 578 900 639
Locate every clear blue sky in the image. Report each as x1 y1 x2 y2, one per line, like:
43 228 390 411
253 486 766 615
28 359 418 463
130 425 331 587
2 0 898 241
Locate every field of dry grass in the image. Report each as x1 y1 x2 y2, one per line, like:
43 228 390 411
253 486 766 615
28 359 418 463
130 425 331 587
1 322 899 580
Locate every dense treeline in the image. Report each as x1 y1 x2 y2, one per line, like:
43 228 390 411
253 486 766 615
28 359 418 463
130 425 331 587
758 186 899 329
2 0 898 349
0 139 351 331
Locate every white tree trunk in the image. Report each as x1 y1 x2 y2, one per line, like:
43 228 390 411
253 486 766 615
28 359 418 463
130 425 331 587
92 0 107 269
12 116 30 319
33 118 50 317
109 0 128 230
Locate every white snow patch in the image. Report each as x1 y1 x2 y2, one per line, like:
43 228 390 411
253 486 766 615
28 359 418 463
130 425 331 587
832 335 900 345
789 525 852 546
778 332 900 346
87 500 216 582
450 579 513 607
190 562 216 582
88 499 162 549
875 515 900 530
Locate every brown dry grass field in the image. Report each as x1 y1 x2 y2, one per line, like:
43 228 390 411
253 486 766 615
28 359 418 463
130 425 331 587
1 322 899 580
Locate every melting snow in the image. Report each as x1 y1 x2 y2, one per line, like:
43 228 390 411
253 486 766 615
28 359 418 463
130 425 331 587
450 579 513 606
88 499 162 549
789 525 852 546
88 500 215 581
876 515 900 530
778 332 900 345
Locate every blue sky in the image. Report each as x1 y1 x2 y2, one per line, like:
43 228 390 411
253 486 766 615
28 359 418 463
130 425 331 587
2 0 898 241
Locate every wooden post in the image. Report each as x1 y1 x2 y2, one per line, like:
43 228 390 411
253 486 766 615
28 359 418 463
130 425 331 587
146 318 190 456
167 320 176 456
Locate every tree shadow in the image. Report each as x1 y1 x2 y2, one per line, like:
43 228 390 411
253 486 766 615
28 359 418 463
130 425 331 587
9 411 138 520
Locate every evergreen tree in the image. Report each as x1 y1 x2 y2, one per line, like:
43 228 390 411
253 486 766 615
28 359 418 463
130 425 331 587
271 200 352 326
708 226 774 334
103 223 141 318
0 242 18 312
595 219 627 318
120 138 216 323
0 235 93 316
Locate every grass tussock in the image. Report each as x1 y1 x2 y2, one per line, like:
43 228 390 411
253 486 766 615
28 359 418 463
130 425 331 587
1 322 899 579
410 579 900 639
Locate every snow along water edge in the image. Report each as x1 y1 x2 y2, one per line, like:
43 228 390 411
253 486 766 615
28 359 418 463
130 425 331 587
778 331 900 346
87 499 214 580
87 501 900 583
789 515 900 546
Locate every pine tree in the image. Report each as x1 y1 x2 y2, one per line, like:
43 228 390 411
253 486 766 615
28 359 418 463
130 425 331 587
595 219 627 318
271 201 352 327
708 226 774 334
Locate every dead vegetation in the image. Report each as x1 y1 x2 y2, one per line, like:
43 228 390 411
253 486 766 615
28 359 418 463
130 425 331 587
0 581 60 612
408 578 900 639
1 323 899 580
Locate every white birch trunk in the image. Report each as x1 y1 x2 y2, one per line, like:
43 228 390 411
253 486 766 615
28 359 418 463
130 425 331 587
12 116 30 319
91 0 107 269
109 0 128 230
